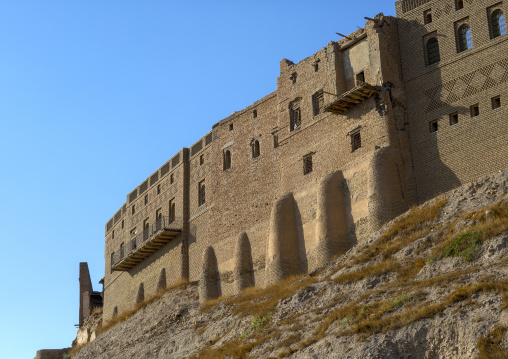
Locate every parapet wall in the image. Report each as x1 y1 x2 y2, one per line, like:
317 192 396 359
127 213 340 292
101 4 508 319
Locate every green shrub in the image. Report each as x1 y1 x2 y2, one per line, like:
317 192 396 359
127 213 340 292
240 313 272 340
390 293 413 310
444 229 483 263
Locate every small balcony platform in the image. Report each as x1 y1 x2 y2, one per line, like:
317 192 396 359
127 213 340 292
111 216 182 271
324 83 380 115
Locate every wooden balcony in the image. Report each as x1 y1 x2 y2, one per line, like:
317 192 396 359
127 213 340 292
324 83 380 115
111 216 182 271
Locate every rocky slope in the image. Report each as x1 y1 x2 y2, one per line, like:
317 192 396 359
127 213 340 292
72 170 508 359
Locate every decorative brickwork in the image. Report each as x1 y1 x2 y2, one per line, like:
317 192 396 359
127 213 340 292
99 2 508 320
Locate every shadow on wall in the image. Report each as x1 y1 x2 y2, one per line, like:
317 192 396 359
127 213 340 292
398 17 462 202
293 202 309 275
343 180 358 248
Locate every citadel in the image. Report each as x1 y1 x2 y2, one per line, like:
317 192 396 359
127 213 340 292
76 0 508 334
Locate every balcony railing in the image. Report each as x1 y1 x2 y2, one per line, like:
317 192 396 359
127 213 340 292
111 216 182 271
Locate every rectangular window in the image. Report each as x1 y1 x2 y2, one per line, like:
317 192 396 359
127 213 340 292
449 112 458 125
312 90 324 116
273 134 279 148
470 104 479 117
200 154 204 165
156 208 162 220
229 123 234 131
355 72 365 86
120 243 124 259
157 184 161 195
199 180 206 206
429 120 438 133
144 194 148 205
290 101 301 131
253 109 258 118
170 174 174 184
121 220 124 229
112 230 115 240
169 199 175 222
351 130 362 152
132 205 136 215
492 95 501 109
303 154 313 175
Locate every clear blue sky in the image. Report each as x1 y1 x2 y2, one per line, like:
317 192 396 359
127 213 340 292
0 1 396 357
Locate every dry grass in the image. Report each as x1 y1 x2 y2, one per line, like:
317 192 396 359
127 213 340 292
477 325 508 359
221 275 317 318
96 279 189 336
190 194 508 358
67 343 85 357
431 198 508 262
353 196 447 264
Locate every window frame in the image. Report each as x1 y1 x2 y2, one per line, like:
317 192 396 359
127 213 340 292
426 37 441 66
303 154 313 175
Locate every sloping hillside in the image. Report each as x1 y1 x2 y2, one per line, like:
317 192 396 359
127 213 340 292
71 171 508 359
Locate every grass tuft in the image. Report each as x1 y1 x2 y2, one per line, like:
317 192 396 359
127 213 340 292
477 325 508 359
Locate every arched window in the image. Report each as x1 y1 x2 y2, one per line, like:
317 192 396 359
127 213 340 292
223 150 231 170
252 140 260 158
492 10 506 38
457 24 472 52
425 13 432 24
426 38 440 65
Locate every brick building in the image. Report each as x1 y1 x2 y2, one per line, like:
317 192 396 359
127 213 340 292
99 0 508 321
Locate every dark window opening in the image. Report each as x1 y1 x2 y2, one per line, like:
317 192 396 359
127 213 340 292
170 174 174 184
200 154 204 165
355 72 365 86
157 184 161 195
110 253 114 273
457 24 472 52
169 199 175 223
351 131 362 152
424 9 432 24
199 181 206 206
314 62 319 72
121 220 124 229
156 208 162 220
112 230 114 240
253 110 258 118
492 96 501 109
427 38 440 65
429 120 438 133
120 243 124 259
132 205 135 215
303 155 313 175
223 150 232 170
470 104 479 117
273 134 279 148
112 306 118 319
491 10 506 38
290 72 297 84
449 112 458 125
229 123 234 131
290 102 301 131
312 90 324 116
144 194 148 205
456 0 463 10
130 228 137 236
252 140 260 158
